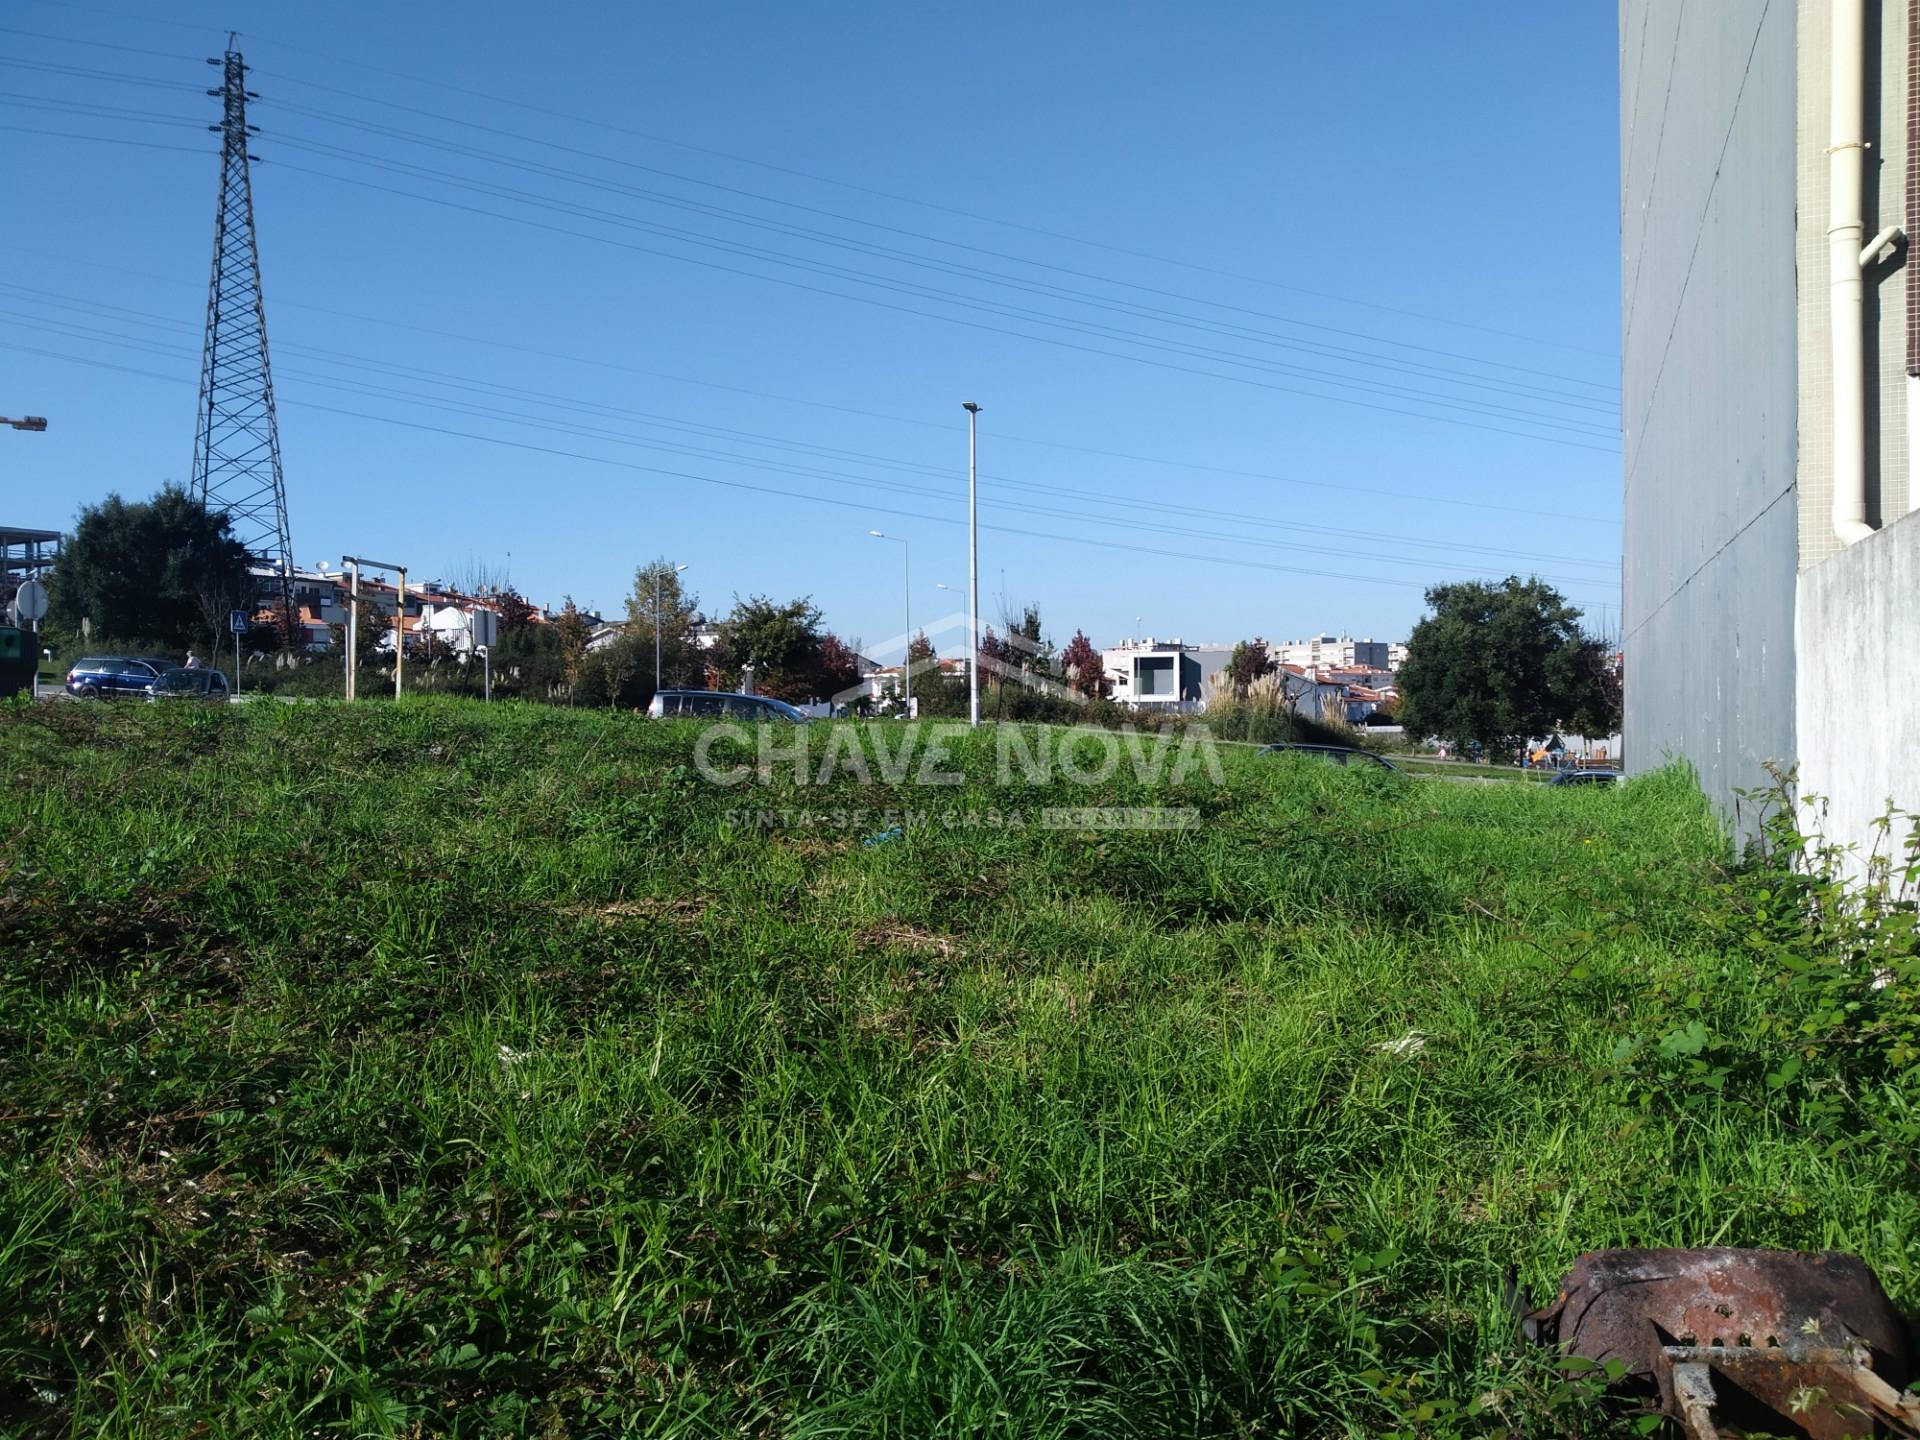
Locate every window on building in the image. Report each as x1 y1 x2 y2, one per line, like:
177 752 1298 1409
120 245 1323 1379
1136 656 1175 696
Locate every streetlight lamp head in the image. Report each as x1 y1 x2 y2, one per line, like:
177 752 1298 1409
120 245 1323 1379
961 402 980 414
674 563 688 573
868 529 885 538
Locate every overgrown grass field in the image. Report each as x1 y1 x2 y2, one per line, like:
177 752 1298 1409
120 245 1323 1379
2 700 1913 1437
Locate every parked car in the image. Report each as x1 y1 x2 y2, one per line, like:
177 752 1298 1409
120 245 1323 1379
1259 742 1399 771
150 668 231 703
1549 767 1622 787
646 689 810 723
65 655 182 699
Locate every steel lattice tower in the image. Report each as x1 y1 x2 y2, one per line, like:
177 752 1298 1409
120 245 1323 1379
192 39 295 635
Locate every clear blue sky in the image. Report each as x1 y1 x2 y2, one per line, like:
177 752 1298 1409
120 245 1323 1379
3 0 1623 658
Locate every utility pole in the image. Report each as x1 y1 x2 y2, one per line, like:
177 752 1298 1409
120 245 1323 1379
342 555 407 701
868 531 910 714
654 563 688 693
193 38 296 650
963 402 981 727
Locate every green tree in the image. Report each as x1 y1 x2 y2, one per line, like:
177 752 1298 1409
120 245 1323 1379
624 559 702 694
1225 639 1276 694
551 597 591 702
49 485 253 655
493 620 564 698
713 594 826 701
1397 576 1619 753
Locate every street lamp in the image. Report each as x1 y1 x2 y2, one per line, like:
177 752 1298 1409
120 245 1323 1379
653 563 688 693
868 530 910 714
962 402 982 727
1 416 48 432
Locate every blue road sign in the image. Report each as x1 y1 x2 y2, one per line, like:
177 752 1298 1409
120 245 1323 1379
229 609 250 634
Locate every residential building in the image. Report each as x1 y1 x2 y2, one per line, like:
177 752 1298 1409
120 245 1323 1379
1621 0 1920 862
1272 634 1395 671
1103 637 1234 711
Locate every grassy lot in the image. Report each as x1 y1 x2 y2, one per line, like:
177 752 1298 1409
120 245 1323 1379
2 699 1913 1437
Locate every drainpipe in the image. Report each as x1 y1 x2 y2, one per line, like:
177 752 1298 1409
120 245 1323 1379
1909 0 1920 511
1832 0 1875 546
1832 0 1907 544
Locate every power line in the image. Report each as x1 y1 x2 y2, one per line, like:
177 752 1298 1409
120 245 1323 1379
0 311 1619 589
0 335 1618 608
13 7 1621 362
0 55 205 90
258 129 1617 442
253 92 1620 416
0 89 1619 437
0 281 1621 568
262 151 1620 452
0 244 1620 523
244 77 1621 397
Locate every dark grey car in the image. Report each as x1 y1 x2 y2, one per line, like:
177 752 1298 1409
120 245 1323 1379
151 669 231 702
1548 768 1622 787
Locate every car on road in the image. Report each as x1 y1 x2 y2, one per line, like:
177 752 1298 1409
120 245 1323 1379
150 668 232 703
647 689 810 722
65 655 182 699
1259 742 1399 771
1549 767 1622 787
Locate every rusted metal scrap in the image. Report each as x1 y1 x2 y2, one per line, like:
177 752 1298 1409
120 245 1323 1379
1522 1248 1919 1438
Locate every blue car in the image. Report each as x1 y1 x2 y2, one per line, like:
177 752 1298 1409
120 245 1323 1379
65 655 181 699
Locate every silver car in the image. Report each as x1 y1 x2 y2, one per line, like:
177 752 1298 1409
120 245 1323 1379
646 689 808 722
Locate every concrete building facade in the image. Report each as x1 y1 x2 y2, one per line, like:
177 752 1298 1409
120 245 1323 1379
1102 639 1233 712
1622 0 1920 863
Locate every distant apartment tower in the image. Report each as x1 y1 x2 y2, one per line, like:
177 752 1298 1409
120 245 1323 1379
1621 0 1919 859
1273 634 1392 671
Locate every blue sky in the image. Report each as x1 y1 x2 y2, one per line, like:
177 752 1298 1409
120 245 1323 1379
3 1 1622 658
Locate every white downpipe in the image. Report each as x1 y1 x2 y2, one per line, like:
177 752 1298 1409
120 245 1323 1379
1831 0 1876 545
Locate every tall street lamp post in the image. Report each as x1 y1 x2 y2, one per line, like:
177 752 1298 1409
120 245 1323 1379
962 402 981 727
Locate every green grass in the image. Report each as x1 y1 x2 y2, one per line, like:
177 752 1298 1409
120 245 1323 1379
1 699 1912 1437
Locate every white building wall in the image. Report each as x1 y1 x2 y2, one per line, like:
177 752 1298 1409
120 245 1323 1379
1796 509 1920 876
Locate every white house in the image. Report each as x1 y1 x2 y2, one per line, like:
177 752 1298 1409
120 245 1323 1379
1103 638 1234 712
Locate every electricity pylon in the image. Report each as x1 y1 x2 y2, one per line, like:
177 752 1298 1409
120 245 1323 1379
191 37 296 642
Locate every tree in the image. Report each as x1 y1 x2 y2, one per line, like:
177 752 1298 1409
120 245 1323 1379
1003 602 1051 675
445 552 508 599
624 558 702 691
551 597 591 702
976 625 1010 678
493 619 564 698
1564 643 1623 740
814 631 863 701
492 588 538 634
1225 639 1276 694
713 594 826 701
1397 576 1619 753
1058 629 1111 699
49 485 253 653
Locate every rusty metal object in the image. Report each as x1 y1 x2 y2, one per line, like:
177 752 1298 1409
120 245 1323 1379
1525 1248 1918 1438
